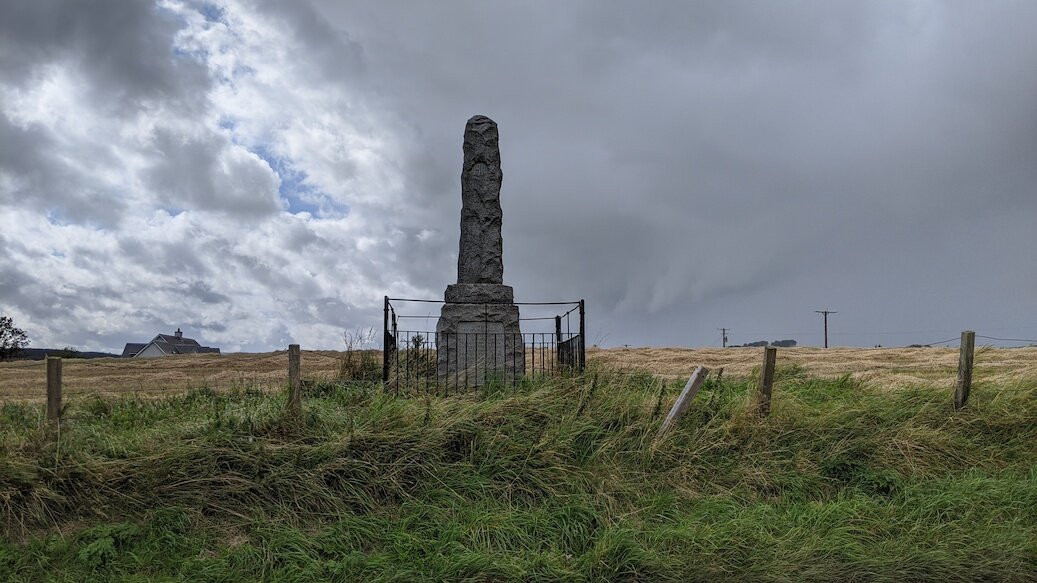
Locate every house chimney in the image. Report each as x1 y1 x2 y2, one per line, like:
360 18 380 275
175 328 183 339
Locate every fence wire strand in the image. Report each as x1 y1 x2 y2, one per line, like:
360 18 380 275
976 335 1037 344
920 337 962 347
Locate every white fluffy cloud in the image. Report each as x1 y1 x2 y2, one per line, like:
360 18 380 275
0 0 441 352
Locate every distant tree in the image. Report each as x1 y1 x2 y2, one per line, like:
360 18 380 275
0 316 29 361
55 345 81 358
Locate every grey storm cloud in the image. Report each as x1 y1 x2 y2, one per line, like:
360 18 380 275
145 128 281 217
1 0 1035 353
181 280 231 305
0 0 209 109
0 111 129 227
322 0 1037 347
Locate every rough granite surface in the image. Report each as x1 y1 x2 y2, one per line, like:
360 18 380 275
457 115 505 285
436 303 524 385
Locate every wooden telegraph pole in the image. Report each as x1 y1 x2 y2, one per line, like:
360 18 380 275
815 310 837 348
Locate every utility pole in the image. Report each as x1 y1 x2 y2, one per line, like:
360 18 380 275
717 328 729 348
814 310 837 348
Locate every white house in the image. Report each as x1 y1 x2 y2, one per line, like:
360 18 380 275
121 328 220 358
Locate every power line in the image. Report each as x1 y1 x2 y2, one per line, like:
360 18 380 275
717 327 729 348
734 331 821 337
830 329 962 337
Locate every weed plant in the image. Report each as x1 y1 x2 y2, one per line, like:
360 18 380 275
0 367 1034 581
338 328 381 382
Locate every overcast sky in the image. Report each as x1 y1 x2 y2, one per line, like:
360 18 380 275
1 1 1035 353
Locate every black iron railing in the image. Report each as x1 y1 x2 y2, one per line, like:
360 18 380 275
383 297 585 394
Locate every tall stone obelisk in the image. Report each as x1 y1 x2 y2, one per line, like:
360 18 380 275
437 115 524 384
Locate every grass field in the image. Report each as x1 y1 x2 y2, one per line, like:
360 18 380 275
2 346 1035 401
1 349 1035 581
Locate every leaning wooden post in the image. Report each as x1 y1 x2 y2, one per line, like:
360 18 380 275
954 330 975 410
46 356 62 421
656 366 709 439
288 344 301 417
757 346 777 417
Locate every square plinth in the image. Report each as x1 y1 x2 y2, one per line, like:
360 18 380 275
436 300 524 386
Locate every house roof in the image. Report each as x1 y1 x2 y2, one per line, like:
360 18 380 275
156 334 200 347
149 333 215 355
125 331 220 356
121 343 146 357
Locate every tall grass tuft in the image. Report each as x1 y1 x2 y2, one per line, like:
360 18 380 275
338 328 381 382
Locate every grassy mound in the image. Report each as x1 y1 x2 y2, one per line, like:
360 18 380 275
1 367 1034 581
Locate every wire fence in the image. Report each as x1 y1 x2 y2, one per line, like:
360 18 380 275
3 326 1034 403
976 335 1037 344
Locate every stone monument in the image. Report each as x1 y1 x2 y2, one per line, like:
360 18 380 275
436 115 524 384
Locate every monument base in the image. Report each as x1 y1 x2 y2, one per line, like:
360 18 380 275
436 286 524 386
444 283 514 304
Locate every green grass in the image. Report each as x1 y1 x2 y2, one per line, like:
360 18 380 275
1 368 1035 581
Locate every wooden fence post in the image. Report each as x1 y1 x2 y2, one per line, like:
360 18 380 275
656 366 709 439
288 344 301 416
758 346 777 417
46 356 62 421
954 330 975 410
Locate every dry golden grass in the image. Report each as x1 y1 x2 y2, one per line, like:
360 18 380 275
2 346 1034 402
0 351 344 401
588 345 1037 389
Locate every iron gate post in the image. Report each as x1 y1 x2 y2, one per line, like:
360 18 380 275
555 315 562 366
382 296 390 383
578 299 586 372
